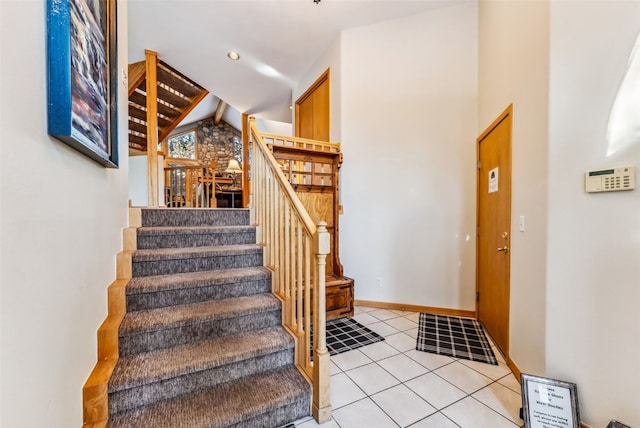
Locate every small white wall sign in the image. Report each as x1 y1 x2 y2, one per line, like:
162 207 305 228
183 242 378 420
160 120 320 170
489 167 499 193
521 374 580 428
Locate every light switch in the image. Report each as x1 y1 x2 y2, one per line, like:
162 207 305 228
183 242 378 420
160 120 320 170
519 215 525 232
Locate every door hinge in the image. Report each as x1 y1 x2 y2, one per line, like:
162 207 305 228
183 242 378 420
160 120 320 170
476 292 480 303
477 160 481 170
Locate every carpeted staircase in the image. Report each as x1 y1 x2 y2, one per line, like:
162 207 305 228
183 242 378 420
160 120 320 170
106 208 311 428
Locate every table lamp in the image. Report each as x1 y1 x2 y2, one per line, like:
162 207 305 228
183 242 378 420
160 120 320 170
225 159 243 188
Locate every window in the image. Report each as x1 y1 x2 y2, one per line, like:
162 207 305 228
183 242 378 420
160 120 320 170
233 136 242 163
166 130 196 159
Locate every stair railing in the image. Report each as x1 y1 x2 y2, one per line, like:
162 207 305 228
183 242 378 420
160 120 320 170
248 117 331 423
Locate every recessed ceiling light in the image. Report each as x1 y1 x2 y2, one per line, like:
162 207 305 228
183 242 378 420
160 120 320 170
227 52 240 61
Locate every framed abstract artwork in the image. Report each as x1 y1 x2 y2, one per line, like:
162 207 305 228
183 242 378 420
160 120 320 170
47 0 118 167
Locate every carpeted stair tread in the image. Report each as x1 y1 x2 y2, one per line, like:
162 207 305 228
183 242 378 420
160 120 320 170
137 225 255 235
133 244 262 262
126 267 270 295
141 208 250 227
119 294 280 336
106 366 310 428
136 225 256 249
110 326 294 392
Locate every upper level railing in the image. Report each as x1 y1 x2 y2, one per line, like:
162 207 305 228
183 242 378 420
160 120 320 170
249 118 332 423
164 158 216 208
261 132 341 154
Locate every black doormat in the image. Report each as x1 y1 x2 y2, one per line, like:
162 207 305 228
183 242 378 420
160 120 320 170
311 317 385 356
416 313 498 365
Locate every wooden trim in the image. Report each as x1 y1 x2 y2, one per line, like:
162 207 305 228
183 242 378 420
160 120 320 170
242 113 249 208
354 300 476 319
478 104 514 142
127 60 146 97
296 68 330 106
82 208 139 426
505 354 521 385
145 50 159 206
295 68 330 139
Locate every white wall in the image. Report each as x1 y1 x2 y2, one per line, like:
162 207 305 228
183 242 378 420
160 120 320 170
547 2 640 426
129 155 149 206
129 155 165 207
338 3 478 310
0 1 129 426
478 0 549 376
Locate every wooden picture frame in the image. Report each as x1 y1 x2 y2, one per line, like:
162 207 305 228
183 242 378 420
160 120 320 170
47 0 118 168
521 373 580 428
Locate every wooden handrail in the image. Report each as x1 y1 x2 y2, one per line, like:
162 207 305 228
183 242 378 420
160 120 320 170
249 117 331 423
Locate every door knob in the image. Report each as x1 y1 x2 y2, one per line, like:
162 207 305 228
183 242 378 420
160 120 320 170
497 246 509 253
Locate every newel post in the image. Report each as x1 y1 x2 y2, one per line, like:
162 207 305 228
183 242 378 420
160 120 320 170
312 221 332 423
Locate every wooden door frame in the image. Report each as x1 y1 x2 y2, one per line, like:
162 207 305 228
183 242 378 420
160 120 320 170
295 68 330 138
475 104 513 353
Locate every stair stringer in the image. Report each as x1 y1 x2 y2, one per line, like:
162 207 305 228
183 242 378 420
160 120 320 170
82 207 141 428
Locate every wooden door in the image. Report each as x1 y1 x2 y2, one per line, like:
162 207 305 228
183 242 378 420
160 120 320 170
476 105 512 355
295 69 330 141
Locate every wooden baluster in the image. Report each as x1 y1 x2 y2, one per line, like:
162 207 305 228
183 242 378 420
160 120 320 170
296 220 303 336
289 210 296 331
304 233 312 373
313 222 331 423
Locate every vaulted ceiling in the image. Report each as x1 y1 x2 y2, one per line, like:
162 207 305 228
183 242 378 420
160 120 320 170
128 0 467 130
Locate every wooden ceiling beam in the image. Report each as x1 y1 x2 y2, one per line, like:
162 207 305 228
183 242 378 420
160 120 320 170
213 99 227 125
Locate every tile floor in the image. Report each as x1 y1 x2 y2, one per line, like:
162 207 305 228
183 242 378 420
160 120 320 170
294 305 524 428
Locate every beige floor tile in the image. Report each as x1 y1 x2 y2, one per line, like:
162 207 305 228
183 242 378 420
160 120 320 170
384 332 416 352
359 341 400 361
405 372 466 410
330 372 366 409
458 359 513 380
295 416 341 427
377 353 429 382
409 412 460 428
346 362 400 395
434 361 493 394
384 316 419 332
353 312 381 326
371 384 436 427
404 349 455 370
332 398 398 428
330 360 342 375
472 382 523 425
367 321 400 337
369 308 399 321
498 373 522 394
331 349 372 371
442 396 519 428
406 327 419 339
404 312 421 323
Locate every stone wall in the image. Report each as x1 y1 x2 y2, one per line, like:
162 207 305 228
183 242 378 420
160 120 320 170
194 116 241 175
